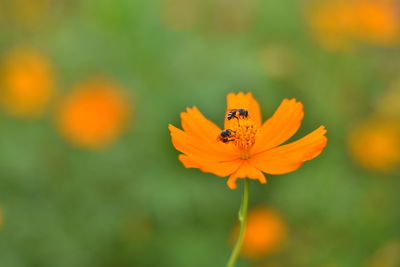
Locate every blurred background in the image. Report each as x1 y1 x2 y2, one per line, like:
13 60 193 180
0 0 399 266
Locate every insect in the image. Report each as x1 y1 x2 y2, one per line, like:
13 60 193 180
217 129 234 143
227 108 248 120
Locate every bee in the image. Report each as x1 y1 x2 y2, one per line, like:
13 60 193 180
227 108 248 120
217 129 234 143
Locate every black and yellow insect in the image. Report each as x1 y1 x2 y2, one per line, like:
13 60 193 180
217 129 234 143
227 108 248 120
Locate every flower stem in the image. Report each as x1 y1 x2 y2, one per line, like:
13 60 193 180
226 178 249 267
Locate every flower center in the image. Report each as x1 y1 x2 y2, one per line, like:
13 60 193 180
224 114 258 160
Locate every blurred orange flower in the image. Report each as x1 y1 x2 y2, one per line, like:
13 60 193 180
308 0 400 51
348 116 400 172
57 78 131 149
1 48 54 118
169 92 327 189
233 207 287 258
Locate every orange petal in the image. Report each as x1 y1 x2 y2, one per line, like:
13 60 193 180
227 161 267 189
225 92 262 129
250 126 327 175
178 154 201 168
252 98 304 154
169 124 234 161
179 154 242 177
181 107 236 156
169 107 241 177
169 107 237 159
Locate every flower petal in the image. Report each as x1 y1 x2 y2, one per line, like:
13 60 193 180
225 92 262 129
227 161 267 190
180 107 236 156
252 98 304 154
169 124 234 161
169 106 241 177
250 126 327 175
179 154 242 177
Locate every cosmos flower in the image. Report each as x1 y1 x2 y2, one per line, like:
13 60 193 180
57 78 130 149
308 0 399 51
168 92 327 189
1 48 54 118
232 207 287 258
348 116 400 172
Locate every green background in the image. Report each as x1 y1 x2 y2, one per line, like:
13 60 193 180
0 0 399 266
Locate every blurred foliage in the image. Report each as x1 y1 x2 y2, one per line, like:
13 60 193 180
0 0 399 266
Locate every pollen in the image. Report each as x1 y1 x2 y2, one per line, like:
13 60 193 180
228 115 259 159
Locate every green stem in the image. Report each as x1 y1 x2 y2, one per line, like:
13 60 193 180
226 179 249 267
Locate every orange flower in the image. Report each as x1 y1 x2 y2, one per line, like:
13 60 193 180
168 92 327 189
233 207 287 258
1 48 54 118
308 0 400 51
308 1 356 51
57 78 130 149
355 0 399 45
348 117 400 172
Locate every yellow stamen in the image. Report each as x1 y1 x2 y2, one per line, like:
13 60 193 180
229 116 258 159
